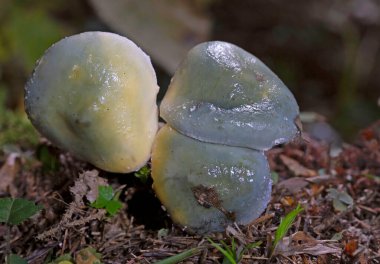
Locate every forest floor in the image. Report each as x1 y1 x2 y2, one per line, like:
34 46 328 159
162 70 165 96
0 120 379 264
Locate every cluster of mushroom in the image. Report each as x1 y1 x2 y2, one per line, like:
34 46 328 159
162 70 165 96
25 32 300 234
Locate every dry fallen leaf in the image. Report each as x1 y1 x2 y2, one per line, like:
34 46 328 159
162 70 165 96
280 196 295 207
225 225 248 245
344 239 358 257
275 231 341 256
76 247 102 264
0 153 21 196
358 252 368 264
280 154 317 177
70 170 108 206
292 231 318 245
276 177 309 193
327 188 354 212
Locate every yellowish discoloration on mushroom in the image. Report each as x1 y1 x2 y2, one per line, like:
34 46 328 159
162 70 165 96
25 32 159 173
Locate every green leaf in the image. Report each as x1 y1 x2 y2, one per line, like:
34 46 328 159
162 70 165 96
91 186 114 208
245 240 262 250
331 231 343 241
153 247 200 264
207 238 236 264
271 172 279 185
157 228 169 239
46 253 73 264
90 186 122 216
222 257 234 264
208 237 262 264
272 204 303 255
7 254 27 264
37 146 59 172
220 239 235 259
0 197 43 225
134 165 151 183
238 241 262 260
364 174 380 183
105 200 122 216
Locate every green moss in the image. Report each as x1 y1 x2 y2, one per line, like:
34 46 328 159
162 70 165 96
0 89 39 148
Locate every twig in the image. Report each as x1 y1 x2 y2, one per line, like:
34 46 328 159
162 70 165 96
279 254 297 264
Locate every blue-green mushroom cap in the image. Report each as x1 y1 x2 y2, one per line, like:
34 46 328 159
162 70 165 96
152 125 271 234
160 41 300 150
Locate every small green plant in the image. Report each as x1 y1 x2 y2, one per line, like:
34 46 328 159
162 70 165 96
134 165 151 183
36 145 59 172
6 254 27 264
364 173 380 183
154 247 201 264
270 204 304 257
90 185 122 216
271 171 279 185
46 253 73 264
45 247 101 264
0 197 43 264
207 237 262 264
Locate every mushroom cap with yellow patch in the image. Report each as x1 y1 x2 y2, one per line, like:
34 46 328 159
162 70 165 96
25 32 159 172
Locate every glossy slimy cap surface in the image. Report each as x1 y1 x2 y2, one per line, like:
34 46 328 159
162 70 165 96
160 41 300 150
25 32 159 172
151 125 271 234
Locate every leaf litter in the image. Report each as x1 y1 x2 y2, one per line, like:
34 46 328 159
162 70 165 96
0 120 379 263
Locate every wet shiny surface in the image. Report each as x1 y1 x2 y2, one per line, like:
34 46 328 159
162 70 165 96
25 32 159 172
151 125 271 234
160 41 299 150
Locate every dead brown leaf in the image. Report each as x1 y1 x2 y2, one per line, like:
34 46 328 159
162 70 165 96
225 225 247 245
76 247 102 264
280 195 295 207
292 231 318 245
70 170 108 206
344 239 358 257
280 155 317 177
0 153 21 196
276 231 341 256
276 177 309 193
358 252 368 264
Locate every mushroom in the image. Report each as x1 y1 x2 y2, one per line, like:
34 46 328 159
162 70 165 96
160 41 300 150
25 32 159 173
152 41 300 233
152 125 271 233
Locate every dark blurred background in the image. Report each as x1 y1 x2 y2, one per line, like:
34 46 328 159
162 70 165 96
0 0 379 143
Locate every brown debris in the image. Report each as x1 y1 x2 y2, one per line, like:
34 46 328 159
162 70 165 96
0 153 21 197
191 184 236 221
70 169 108 205
0 121 379 263
275 231 341 256
279 154 317 177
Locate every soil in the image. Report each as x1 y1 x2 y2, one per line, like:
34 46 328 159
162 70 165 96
0 121 379 263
